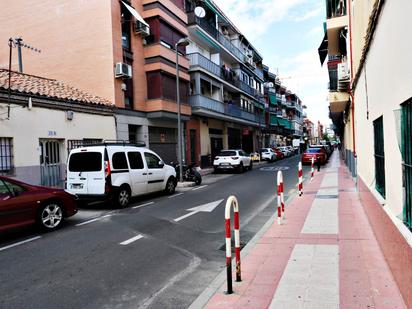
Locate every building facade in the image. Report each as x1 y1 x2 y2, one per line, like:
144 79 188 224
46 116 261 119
322 1 412 305
0 0 192 164
0 70 116 187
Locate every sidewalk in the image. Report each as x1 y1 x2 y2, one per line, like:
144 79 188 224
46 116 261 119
195 152 407 309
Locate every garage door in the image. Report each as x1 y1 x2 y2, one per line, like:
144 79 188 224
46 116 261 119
149 127 177 164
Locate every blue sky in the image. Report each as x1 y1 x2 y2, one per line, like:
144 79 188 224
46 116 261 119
214 0 331 127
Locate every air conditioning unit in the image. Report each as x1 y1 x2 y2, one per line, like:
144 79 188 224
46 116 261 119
135 21 150 37
115 63 132 79
338 62 349 80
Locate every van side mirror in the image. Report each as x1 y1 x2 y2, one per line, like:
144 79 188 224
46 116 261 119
158 161 165 168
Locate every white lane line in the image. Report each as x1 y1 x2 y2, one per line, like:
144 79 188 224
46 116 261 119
192 185 207 191
132 202 154 209
168 193 183 199
174 211 199 222
120 234 144 245
75 214 112 227
0 236 42 252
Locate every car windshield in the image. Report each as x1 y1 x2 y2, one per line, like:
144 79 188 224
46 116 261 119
306 148 321 153
260 149 269 153
69 152 102 172
218 151 237 156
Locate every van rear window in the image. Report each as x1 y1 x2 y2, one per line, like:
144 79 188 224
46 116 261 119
69 152 102 172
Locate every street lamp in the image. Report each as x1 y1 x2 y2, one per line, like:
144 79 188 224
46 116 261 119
175 37 190 183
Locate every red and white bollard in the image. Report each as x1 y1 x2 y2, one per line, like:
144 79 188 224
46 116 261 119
311 157 315 181
225 196 241 294
298 161 303 196
277 171 284 224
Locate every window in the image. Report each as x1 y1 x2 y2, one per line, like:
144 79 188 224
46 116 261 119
112 152 129 170
124 77 134 109
0 179 11 197
121 4 132 51
6 180 25 194
0 137 13 174
146 18 186 54
146 71 188 104
69 152 102 172
402 100 412 227
128 152 144 170
373 116 385 198
144 152 162 169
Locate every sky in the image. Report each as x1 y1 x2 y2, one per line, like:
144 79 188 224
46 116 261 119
213 0 331 127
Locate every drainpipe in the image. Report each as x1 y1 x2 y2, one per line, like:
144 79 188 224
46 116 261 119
348 0 357 187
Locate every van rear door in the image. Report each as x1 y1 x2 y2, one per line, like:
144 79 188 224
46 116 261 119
67 150 104 195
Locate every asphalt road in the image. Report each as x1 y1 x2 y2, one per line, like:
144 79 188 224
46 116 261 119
0 155 311 309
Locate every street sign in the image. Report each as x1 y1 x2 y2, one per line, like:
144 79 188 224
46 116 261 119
173 199 224 222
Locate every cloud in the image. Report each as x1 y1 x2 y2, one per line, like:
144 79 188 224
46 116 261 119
213 0 308 40
293 5 323 22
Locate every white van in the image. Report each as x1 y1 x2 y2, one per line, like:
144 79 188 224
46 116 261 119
66 143 177 207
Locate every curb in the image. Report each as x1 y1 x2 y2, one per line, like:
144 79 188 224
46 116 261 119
188 188 298 309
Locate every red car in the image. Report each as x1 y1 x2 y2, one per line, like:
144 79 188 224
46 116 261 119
0 176 78 232
272 148 284 160
301 147 327 164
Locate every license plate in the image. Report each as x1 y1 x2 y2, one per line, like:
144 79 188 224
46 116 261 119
71 184 83 189
220 163 230 166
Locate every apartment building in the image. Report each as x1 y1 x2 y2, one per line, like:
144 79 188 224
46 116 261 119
183 0 268 166
319 0 354 171
263 68 304 147
0 0 192 164
322 1 412 305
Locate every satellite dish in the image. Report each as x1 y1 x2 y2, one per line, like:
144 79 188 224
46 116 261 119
194 6 206 18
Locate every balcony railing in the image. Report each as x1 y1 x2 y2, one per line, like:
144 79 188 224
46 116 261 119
189 95 257 123
188 53 261 99
188 13 245 62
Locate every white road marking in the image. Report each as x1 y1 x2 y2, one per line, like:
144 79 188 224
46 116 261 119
120 234 144 245
132 202 154 209
173 199 224 222
0 236 42 252
75 214 112 226
270 244 339 308
168 193 183 199
191 185 207 191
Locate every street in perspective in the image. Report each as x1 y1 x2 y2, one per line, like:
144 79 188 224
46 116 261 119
1 0 412 309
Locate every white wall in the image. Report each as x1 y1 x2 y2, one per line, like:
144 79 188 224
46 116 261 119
354 1 412 217
0 103 116 167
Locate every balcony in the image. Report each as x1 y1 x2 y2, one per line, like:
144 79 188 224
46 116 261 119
326 0 347 19
188 53 261 99
187 13 245 62
189 95 258 124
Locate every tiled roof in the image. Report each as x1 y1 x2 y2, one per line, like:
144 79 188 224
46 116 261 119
0 69 113 106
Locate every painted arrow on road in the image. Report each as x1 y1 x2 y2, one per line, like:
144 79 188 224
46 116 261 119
173 199 224 222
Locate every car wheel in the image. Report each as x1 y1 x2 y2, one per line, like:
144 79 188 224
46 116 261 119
213 167 219 174
37 202 63 231
116 186 130 208
194 175 202 185
165 177 176 195
239 162 244 173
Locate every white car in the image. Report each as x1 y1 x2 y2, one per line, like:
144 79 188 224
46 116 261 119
260 148 277 162
286 146 295 155
213 150 252 173
278 146 290 157
66 142 177 208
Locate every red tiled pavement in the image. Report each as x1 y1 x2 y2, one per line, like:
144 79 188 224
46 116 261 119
203 153 407 309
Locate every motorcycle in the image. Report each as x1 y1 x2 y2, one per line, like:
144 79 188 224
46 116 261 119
171 162 202 185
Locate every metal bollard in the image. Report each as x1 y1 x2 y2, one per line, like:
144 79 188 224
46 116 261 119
225 196 241 295
298 161 303 196
311 157 314 181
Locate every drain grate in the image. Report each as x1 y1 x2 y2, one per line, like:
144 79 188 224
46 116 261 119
316 194 339 199
219 240 247 252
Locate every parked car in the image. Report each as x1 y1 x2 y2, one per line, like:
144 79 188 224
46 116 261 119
302 147 327 164
0 176 78 232
286 146 295 155
278 146 290 157
66 142 177 208
213 150 252 173
310 144 330 159
260 148 277 162
250 152 261 162
272 148 285 159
